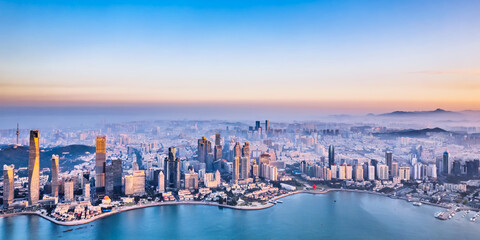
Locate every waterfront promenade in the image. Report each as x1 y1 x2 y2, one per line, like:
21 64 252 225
0 188 464 226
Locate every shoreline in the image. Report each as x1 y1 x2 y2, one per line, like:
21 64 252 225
0 188 460 226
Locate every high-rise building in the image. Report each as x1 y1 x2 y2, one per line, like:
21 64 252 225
184 168 199 190
452 160 462 176
385 151 393 175
338 164 346 180
157 171 165 193
354 164 363 181
28 130 40 205
331 164 337 179
328 145 335 168
125 170 146 196
466 160 479 177
198 137 212 163
64 179 75 202
443 150 450 175
427 164 437 179
255 121 261 131
252 160 259 178
377 164 389 180
106 159 123 196
345 164 353 180
240 157 250 180
84 183 90 201
413 163 423 180
3 164 14 208
391 161 399 178
265 120 270 132
51 155 59 198
233 142 242 159
242 142 251 158
399 166 411 181
368 165 375 181
164 147 181 190
232 156 240 183
214 133 222 162
95 136 107 195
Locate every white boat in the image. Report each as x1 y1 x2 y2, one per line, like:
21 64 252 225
413 202 422 206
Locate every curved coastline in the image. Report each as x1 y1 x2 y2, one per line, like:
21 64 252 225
0 188 451 226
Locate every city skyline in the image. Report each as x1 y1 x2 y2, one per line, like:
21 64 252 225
1 0 479 112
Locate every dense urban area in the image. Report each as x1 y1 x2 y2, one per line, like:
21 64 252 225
2 113 480 223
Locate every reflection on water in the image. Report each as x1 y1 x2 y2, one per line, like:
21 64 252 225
2 192 480 240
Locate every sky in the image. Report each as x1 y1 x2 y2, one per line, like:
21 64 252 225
1 0 480 113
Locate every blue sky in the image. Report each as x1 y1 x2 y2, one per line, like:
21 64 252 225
1 0 479 112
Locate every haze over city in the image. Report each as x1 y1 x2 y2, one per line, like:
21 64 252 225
1 1 480 240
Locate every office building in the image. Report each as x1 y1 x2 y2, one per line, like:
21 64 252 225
125 170 145 196
354 164 363 181
443 151 450 175
51 154 59 198
64 179 74 202
3 164 14 208
328 145 335 168
83 183 90 201
391 161 399 178
214 133 222 161
106 159 123 196
164 147 181 190
377 164 389 180
95 136 107 195
399 166 411 181
157 171 165 193
28 130 40 205
198 137 212 163
345 164 353 180
184 167 199 190
385 151 393 175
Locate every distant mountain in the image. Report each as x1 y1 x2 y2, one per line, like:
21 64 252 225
377 108 461 117
373 127 449 138
0 144 94 171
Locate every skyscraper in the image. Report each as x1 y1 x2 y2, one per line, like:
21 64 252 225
232 156 240 183
28 130 40 205
385 151 393 175
391 161 399 178
51 155 59 198
157 171 165 193
84 183 91 201
328 145 335 168
106 159 123 196
3 164 14 208
197 137 212 163
95 136 107 195
443 150 450 175
64 179 74 202
233 142 241 159
242 142 250 158
265 120 270 132
214 133 222 162
125 171 146 196
240 157 249 180
164 147 181 190
240 142 251 180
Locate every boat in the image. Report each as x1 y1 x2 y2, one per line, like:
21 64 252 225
277 200 283 203
413 202 422 206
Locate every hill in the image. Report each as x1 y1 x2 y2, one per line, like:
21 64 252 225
0 144 95 171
